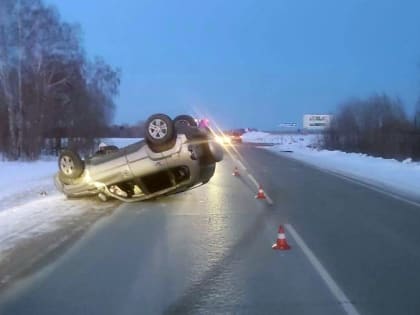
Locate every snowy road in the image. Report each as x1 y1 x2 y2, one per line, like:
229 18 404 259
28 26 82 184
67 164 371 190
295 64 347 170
1 145 420 314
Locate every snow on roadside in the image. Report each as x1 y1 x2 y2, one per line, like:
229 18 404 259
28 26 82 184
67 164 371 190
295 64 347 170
0 171 101 261
242 131 420 200
0 159 93 261
242 131 322 149
0 195 88 257
0 138 141 260
0 160 57 212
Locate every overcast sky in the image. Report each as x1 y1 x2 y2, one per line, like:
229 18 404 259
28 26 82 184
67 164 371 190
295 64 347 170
45 0 420 129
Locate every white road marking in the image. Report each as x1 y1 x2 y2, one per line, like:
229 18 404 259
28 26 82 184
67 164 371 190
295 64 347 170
236 160 247 171
231 155 273 205
285 224 361 315
247 173 259 187
246 173 274 205
262 192 273 205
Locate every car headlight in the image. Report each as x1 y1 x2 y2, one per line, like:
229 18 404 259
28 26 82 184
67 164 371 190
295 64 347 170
215 135 224 144
215 135 232 145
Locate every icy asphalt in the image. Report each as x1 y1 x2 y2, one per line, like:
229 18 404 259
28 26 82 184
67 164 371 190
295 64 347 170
1 145 420 314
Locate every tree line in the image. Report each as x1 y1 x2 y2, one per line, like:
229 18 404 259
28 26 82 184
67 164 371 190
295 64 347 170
0 0 120 160
324 94 420 160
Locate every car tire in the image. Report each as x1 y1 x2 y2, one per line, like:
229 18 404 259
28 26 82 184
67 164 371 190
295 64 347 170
145 113 176 152
174 115 197 132
200 141 224 165
58 150 84 179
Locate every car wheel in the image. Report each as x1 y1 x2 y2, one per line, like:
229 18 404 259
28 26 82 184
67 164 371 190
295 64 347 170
174 115 197 131
58 150 84 179
200 141 224 165
145 113 176 152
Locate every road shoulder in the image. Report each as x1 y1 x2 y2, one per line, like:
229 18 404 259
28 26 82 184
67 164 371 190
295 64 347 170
0 199 119 292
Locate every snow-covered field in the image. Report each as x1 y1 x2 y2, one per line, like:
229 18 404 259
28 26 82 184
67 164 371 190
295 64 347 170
0 138 141 261
243 131 420 201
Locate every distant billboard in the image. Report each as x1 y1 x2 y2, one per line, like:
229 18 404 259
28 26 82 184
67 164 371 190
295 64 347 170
303 114 332 130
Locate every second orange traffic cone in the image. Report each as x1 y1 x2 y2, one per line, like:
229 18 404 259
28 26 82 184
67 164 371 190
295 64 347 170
272 225 291 250
255 185 266 199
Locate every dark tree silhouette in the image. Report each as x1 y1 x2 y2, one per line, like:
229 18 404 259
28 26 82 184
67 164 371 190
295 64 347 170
0 0 120 159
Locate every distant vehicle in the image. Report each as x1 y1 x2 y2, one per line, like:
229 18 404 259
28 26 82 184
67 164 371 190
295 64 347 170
220 129 244 144
215 134 233 145
54 114 224 202
214 132 243 145
228 131 243 144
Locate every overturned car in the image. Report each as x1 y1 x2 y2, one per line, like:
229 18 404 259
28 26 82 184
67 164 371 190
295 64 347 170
54 114 223 202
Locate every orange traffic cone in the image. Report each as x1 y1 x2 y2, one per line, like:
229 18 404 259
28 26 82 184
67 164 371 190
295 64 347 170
232 167 240 176
255 185 266 199
272 225 291 250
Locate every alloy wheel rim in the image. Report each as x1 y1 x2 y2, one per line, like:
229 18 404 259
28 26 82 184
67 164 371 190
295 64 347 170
60 156 75 175
149 118 168 139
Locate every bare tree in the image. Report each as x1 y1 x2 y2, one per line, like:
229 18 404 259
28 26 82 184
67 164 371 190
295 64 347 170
325 94 416 159
0 0 18 158
0 0 121 159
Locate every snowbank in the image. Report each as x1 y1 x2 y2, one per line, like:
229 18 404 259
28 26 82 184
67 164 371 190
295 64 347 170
0 159 94 259
241 131 273 143
242 131 420 200
0 160 57 212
